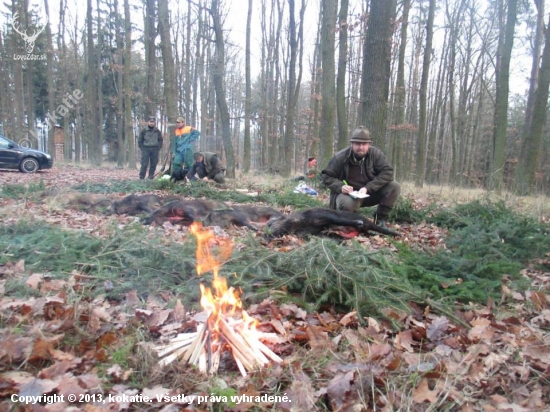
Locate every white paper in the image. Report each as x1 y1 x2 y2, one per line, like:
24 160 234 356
349 191 369 199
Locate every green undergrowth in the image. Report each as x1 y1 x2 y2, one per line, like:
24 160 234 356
0 222 418 321
2 181 547 312
394 199 548 303
230 238 419 320
1 180 46 199
0 222 201 306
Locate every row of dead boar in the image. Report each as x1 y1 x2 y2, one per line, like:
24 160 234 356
54 191 399 238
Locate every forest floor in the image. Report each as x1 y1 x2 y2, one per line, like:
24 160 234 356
0 165 549 412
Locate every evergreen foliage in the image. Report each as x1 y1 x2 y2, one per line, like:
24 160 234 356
229 237 418 318
1 180 45 198
0 223 416 320
396 200 547 302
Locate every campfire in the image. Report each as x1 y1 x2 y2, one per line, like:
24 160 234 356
154 222 283 376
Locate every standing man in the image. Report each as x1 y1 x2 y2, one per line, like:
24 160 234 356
138 116 163 179
321 126 400 228
171 116 200 181
187 151 226 184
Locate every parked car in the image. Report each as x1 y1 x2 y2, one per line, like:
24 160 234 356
0 134 53 173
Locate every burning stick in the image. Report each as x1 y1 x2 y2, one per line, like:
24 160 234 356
154 223 284 375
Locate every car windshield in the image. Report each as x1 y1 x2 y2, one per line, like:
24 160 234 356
0 136 13 148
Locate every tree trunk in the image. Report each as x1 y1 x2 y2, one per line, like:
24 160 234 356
158 0 178 173
490 0 517 191
336 0 349 151
389 0 410 179
86 0 100 164
515 12 550 193
115 0 125 167
124 0 135 168
319 0 337 166
516 0 544 192
44 0 56 158
209 0 235 177
358 0 396 145
243 0 253 173
144 0 157 118
95 0 103 165
282 0 298 177
414 0 435 188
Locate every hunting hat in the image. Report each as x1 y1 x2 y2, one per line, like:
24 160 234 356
349 126 372 143
148 116 156 122
176 116 185 123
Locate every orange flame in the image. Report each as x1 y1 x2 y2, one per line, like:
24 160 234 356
189 222 241 317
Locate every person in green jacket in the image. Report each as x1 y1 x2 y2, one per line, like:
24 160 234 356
171 116 200 181
321 126 400 228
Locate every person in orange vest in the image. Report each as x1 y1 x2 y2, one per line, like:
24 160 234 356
171 116 200 181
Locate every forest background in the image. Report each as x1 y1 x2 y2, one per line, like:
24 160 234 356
1 0 549 195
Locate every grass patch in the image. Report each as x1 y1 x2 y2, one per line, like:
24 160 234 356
1 180 46 199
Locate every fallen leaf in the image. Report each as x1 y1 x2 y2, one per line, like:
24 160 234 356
427 316 449 341
395 330 414 352
327 370 355 411
412 378 440 403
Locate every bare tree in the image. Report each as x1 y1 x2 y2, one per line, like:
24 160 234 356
44 0 56 158
358 0 396 145
336 0 349 151
319 0 337 165
124 0 135 168
516 11 550 192
389 0 411 178
243 0 252 173
490 0 517 191
158 0 177 173
282 0 298 176
414 0 435 188
209 0 235 177
516 0 545 192
144 0 157 118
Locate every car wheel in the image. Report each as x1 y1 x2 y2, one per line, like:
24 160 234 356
19 157 40 173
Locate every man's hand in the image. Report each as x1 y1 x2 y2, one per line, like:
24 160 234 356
358 187 368 195
202 177 209 182
342 185 354 194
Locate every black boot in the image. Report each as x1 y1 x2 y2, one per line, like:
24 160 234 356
374 205 392 229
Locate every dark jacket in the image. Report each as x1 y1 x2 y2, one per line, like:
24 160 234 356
189 152 224 179
138 127 163 149
321 146 394 209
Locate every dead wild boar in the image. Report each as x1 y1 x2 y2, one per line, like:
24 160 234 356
141 199 218 225
267 207 400 238
202 205 283 230
111 194 163 215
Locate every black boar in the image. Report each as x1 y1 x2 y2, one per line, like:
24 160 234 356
267 207 400 238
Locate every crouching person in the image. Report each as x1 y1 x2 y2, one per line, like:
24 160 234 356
321 125 400 229
188 151 226 184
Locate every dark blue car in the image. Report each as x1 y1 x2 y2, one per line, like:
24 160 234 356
0 134 53 173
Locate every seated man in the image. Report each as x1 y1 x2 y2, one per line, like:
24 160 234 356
187 151 226 184
321 126 400 228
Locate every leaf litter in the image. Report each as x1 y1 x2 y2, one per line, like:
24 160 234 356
0 166 549 411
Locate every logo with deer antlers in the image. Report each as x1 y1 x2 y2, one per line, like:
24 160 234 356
11 11 48 54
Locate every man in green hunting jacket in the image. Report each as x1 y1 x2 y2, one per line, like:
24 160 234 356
321 126 401 229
